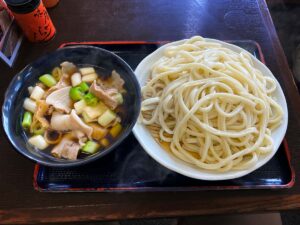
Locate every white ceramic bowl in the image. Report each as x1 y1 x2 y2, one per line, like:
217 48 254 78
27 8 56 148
133 38 288 180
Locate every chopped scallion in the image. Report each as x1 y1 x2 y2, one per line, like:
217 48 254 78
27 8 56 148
69 87 84 101
39 74 57 87
78 82 89 93
83 92 98 106
81 141 100 154
22 111 32 129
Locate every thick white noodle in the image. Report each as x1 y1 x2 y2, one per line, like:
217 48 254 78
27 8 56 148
140 36 283 171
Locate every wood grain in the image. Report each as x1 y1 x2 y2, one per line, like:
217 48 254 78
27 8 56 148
1 193 300 224
0 0 300 224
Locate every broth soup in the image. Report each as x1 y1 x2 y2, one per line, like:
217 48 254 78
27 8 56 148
22 61 125 160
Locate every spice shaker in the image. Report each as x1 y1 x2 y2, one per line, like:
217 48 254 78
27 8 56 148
4 0 56 42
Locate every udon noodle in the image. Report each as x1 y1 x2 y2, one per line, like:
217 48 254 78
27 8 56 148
139 36 283 172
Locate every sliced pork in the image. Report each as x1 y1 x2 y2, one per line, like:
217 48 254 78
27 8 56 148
111 70 125 91
61 61 77 75
51 134 81 160
89 81 118 110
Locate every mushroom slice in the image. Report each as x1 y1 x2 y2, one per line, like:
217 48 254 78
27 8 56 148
46 86 72 113
44 129 62 144
50 110 93 138
70 110 93 139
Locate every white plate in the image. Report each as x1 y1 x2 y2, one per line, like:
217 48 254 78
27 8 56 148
133 38 288 180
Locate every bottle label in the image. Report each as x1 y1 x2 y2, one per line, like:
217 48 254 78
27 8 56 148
12 1 56 42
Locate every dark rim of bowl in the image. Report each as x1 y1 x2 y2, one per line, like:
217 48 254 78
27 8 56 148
2 46 141 167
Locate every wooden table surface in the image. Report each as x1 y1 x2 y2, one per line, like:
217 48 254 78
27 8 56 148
1 0 300 224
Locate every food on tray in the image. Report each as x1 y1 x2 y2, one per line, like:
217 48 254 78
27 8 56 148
139 36 283 172
22 61 125 160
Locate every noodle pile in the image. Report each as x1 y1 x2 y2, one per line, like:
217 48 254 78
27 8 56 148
140 36 283 172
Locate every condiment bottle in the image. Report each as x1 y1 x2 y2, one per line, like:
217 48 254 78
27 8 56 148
4 0 56 42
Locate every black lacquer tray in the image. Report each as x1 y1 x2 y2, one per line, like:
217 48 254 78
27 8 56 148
34 41 294 192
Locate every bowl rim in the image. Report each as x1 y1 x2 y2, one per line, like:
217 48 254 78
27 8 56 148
133 38 288 180
2 45 141 167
